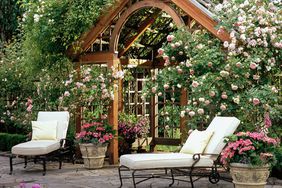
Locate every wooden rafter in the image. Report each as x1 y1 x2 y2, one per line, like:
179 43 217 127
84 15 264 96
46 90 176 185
67 0 130 58
170 0 230 42
109 0 184 52
118 10 161 57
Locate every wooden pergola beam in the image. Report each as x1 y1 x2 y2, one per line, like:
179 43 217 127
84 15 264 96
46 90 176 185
118 10 161 57
79 52 117 64
170 0 230 42
67 0 130 58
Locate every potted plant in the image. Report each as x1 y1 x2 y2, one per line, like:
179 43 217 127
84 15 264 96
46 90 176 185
76 121 115 169
118 113 149 155
220 131 280 188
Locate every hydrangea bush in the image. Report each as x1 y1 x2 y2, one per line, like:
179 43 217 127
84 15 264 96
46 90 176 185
220 131 280 167
76 121 115 144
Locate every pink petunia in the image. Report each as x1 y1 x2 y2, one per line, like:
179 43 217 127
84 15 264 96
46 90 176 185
252 98 260 105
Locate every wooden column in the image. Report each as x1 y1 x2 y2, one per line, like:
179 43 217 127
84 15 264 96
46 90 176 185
180 88 188 143
108 54 119 165
75 61 82 133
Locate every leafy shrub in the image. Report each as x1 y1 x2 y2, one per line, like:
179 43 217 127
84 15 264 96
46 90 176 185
0 133 27 151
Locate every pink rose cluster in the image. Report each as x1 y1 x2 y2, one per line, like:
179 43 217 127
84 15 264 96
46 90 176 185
76 122 114 144
220 131 279 166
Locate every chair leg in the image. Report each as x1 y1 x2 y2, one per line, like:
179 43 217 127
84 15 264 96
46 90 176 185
132 170 137 188
189 168 194 188
59 152 62 169
118 166 123 188
169 169 175 187
24 156 27 168
42 157 46 176
9 155 13 175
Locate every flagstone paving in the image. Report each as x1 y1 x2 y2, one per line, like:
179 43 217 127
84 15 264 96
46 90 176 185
0 155 281 188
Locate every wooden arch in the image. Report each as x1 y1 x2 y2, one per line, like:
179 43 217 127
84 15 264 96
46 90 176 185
109 0 184 53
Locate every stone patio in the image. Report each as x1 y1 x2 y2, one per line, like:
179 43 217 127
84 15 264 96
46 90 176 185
0 155 281 188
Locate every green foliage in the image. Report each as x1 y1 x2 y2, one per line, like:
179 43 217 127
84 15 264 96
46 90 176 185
0 133 27 151
0 0 22 42
20 0 115 70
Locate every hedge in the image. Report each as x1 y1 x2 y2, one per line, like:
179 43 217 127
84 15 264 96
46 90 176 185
0 133 27 151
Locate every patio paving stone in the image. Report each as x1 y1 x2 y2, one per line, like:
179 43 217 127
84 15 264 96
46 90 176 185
0 156 281 188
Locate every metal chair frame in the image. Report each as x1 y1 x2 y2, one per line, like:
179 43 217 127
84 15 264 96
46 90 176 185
118 153 226 188
9 138 75 176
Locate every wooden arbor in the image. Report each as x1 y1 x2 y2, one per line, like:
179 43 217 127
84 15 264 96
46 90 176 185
68 0 229 164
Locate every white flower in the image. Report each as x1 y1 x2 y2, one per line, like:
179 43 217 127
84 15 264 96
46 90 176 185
231 84 238 91
180 111 186 118
223 41 229 48
197 108 205 115
215 4 223 11
188 111 195 117
33 14 40 22
199 98 205 102
64 91 70 97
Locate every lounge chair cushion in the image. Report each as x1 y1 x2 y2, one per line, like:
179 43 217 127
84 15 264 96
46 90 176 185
12 140 60 156
180 129 213 154
120 153 214 170
31 121 58 140
37 111 70 140
204 116 240 155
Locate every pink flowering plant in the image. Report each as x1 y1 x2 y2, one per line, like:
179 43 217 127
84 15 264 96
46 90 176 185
220 131 280 167
76 121 115 144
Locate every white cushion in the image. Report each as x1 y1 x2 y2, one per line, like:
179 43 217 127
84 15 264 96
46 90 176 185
204 116 240 155
120 153 213 170
180 130 213 154
32 121 58 140
37 111 70 140
12 140 60 155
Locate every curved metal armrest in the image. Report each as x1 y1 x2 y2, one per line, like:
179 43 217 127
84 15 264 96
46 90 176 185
192 153 219 161
60 138 73 148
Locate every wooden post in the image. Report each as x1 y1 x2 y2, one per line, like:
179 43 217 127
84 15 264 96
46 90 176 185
108 54 119 164
180 88 188 143
75 61 82 133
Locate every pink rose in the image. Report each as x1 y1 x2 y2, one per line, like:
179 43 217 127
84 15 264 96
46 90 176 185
250 63 257 70
197 108 204 115
209 91 216 97
151 87 157 93
163 55 169 61
167 35 175 42
205 100 210 105
164 84 169 90
188 111 195 117
191 81 199 88
253 98 260 105
236 62 242 68
158 48 164 55
177 68 183 74
221 92 228 99
220 104 227 111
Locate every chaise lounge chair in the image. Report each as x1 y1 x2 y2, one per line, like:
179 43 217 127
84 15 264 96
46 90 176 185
9 111 71 175
118 116 240 188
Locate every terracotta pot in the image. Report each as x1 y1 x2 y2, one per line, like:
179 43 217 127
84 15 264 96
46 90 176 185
230 163 270 188
79 143 108 169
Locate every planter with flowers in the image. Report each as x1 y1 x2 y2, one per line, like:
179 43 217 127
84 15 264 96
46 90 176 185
118 113 149 155
220 131 280 188
76 121 115 169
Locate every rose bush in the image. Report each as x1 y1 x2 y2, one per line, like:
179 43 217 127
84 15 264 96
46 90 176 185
143 0 281 132
60 65 124 121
